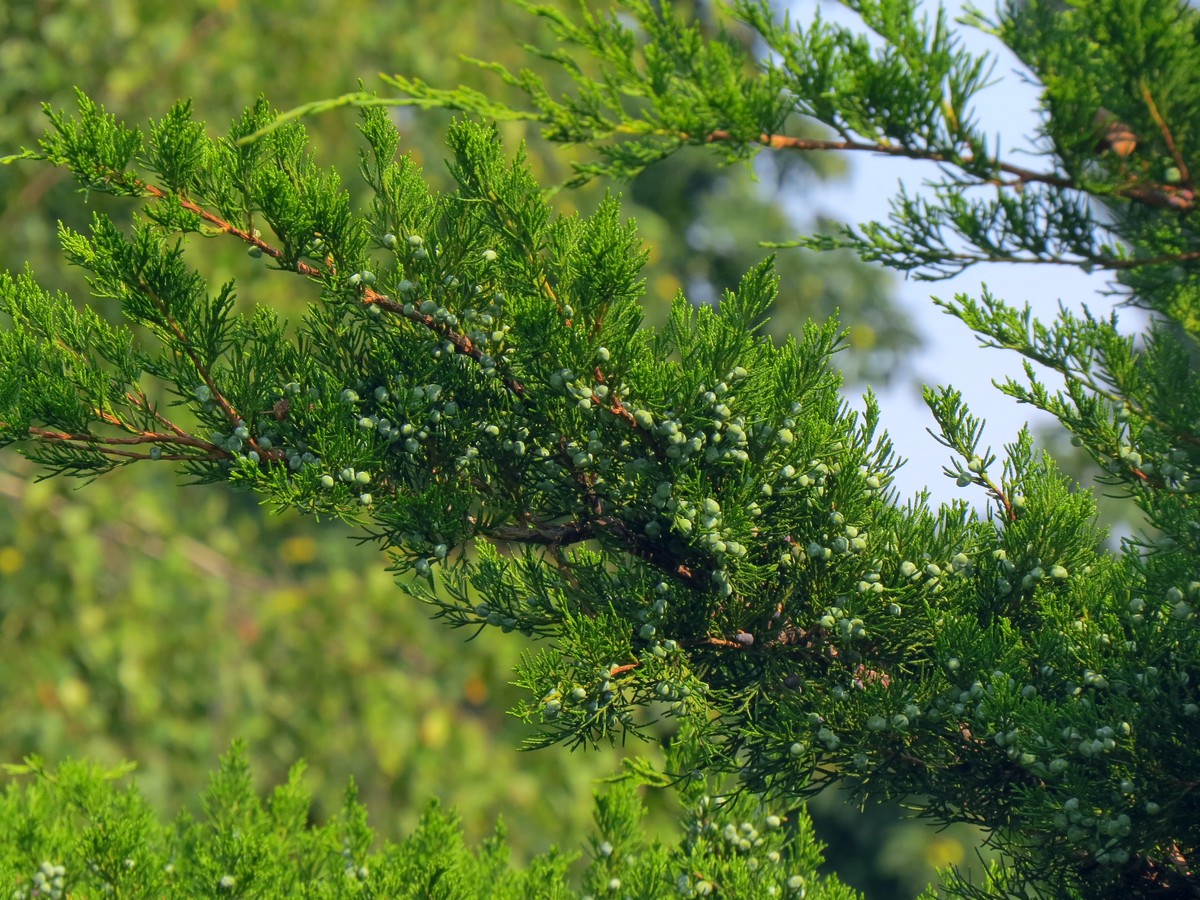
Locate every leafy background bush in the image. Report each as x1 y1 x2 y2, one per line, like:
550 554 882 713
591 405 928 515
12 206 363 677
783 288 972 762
0 743 862 899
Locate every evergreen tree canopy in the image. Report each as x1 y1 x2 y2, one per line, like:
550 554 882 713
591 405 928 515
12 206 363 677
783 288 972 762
1 0 1198 896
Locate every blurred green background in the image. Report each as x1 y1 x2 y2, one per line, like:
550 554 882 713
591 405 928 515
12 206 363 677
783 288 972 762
0 1 978 895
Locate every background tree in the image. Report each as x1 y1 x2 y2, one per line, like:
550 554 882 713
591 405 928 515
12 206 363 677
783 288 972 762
3 0 1198 897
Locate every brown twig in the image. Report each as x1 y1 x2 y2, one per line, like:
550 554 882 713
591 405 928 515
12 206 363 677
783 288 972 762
933 248 1200 271
24 425 226 461
127 389 192 438
704 129 1198 217
140 183 326 279
705 129 1076 190
1141 81 1191 187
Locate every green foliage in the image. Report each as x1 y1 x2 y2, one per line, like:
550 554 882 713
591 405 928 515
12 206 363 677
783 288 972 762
0 0 912 384
0 741 854 899
3 0 1200 896
0 2 917 887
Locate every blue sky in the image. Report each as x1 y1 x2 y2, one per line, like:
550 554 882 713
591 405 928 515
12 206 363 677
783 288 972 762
789 0 1122 507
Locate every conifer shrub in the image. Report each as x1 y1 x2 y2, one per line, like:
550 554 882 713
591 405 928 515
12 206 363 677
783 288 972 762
1 0 1198 895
